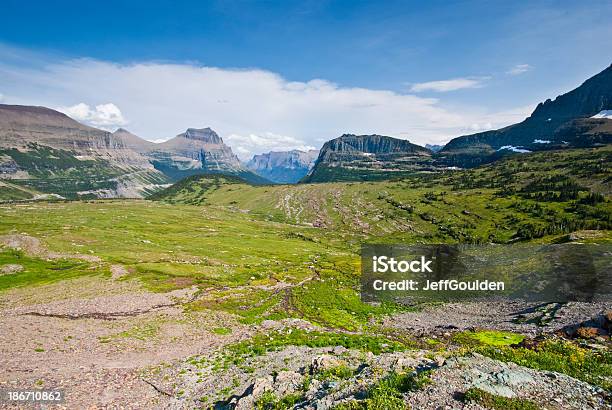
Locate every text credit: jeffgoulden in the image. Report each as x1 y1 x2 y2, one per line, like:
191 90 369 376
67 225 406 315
360 244 612 303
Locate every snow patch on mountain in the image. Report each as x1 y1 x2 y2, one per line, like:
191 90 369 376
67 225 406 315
591 110 612 119
497 145 531 153
533 139 551 144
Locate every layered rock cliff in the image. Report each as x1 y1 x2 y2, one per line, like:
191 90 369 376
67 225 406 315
302 134 433 182
151 127 242 172
0 105 153 168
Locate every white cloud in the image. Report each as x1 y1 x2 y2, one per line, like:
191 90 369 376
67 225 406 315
507 64 532 75
0 49 533 157
409 77 490 92
459 103 535 134
0 93 4 103
58 102 127 130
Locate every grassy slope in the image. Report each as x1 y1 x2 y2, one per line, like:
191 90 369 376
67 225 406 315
153 147 612 246
0 180 40 200
0 144 171 199
0 147 610 331
150 158 272 185
147 173 251 203
300 163 429 183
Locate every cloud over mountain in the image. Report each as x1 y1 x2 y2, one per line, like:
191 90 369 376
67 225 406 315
58 102 127 130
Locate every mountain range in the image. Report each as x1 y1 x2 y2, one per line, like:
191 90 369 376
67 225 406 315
1 63 611 197
0 105 168 199
0 105 267 199
303 63 612 181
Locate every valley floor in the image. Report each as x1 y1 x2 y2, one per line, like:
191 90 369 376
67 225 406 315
0 198 609 409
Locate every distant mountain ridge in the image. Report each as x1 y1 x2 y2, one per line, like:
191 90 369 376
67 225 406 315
246 149 318 184
425 144 443 152
439 64 612 166
302 134 433 183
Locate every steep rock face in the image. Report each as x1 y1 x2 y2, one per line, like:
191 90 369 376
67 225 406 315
439 64 612 166
114 127 269 184
0 105 103 147
302 134 433 183
150 127 242 173
246 149 318 184
530 64 612 121
317 134 429 161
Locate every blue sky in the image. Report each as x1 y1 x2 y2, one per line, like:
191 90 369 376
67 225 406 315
1 1 611 158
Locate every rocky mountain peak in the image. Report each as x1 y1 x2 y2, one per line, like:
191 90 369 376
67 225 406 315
530 63 612 121
149 126 243 175
0 104 91 131
439 63 612 167
0 103 128 152
112 128 154 152
181 127 223 144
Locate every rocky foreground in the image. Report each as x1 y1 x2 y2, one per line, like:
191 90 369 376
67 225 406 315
1 263 609 409
148 309 610 410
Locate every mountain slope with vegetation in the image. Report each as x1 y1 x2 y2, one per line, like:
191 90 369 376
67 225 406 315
0 106 270 201
0 104 170 199
439 64 612 167
152 146 611 245
2 145 610 409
